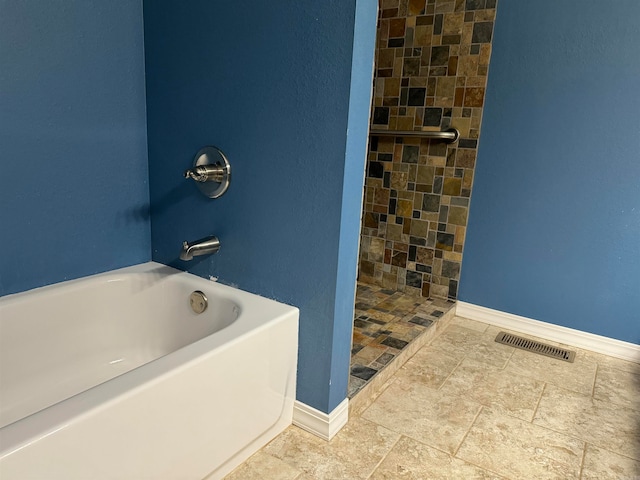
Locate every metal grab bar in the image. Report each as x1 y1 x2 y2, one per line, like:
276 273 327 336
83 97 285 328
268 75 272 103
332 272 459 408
369 127 460 144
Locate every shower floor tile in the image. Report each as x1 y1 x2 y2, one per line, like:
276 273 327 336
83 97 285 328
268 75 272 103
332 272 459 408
348 282 455 398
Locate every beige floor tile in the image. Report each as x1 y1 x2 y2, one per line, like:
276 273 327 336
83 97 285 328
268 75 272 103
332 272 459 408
533 384 640 461
395 348 461 389
505 344 597 395
227 303 640 480
593 364 640 411
428 325 514 368
456 407 584 479
264 419 399 479
439 357 545 421
362 377 482 454
224 451 302 480
370 435 505 480
582 350 640 374
450 316 489 332
581 444 640 480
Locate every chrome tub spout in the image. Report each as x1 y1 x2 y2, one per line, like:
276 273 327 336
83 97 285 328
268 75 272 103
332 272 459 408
180 236 221 261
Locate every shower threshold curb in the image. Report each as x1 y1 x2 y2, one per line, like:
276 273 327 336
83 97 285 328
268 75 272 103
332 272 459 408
349 301 456 417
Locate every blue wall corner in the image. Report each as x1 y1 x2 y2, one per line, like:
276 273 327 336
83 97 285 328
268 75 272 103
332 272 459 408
0 1 151 296
459 1 640 343
144 0 377 413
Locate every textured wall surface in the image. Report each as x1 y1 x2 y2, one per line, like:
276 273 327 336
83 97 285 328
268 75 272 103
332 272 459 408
459 1 640 343
0 1 150 296
144 0 377 413
359 0 497 299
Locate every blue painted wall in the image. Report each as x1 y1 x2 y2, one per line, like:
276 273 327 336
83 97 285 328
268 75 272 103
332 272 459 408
329 0 378 410
144 1 377 413
460 1 640 343
0 0 150 296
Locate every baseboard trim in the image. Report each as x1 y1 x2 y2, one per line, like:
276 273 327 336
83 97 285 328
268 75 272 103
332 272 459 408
456 302 640 363
292 398 349 441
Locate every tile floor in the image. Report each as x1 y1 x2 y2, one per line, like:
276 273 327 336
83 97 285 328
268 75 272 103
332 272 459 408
226 316 640 479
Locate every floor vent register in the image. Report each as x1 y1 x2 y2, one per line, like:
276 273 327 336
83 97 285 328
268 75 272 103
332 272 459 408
495 331 576 363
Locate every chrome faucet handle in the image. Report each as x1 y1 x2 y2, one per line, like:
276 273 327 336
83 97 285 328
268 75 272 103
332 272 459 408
184 168 199 181
184 165 225 183
184 146 231 198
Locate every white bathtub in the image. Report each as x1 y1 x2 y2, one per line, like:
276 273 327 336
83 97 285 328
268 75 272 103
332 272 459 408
0 262 299 479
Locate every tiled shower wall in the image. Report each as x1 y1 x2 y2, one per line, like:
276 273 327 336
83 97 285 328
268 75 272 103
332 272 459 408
358 0 497 299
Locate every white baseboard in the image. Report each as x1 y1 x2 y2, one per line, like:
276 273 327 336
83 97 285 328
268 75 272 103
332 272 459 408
456 301 640 363
292 398 349 441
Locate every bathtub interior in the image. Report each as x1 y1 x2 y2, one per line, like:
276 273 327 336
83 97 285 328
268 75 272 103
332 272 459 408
0 265 241 429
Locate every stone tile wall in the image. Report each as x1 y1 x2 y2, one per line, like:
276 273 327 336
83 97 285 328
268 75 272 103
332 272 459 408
358 0 497 299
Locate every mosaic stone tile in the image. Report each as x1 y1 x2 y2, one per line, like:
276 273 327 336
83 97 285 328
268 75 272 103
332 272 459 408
463 86 485 107
348 376 367 397
434 14 443 35
359 0 496 299
466 0 486 10
443 177 462 195
436 231 454 250
389 18 406 38
368 161 384 179
351 364 378 381
422 192 441 211
380 336 409 350
408 315 434 327
354 344 389 365
376 352 395 365
471 21 493 43
372 106 390 125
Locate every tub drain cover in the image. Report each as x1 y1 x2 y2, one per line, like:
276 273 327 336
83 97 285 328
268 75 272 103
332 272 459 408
495 331 576 363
